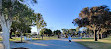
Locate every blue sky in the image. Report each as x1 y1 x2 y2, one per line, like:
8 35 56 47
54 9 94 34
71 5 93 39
31 0 111 32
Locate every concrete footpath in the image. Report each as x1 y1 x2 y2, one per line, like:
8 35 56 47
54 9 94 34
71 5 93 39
0 39 89 49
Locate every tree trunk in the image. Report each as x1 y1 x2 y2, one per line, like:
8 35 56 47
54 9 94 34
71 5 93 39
42 35 43 40
20 32 23 42
0 0 1 10
94 30 97 41
98 33 99 39
97 31 100 39
98 34 101 39
2 25 10 49
58 34 60 38
101 33 102 39
0 15 11 49
15 33 17 38
105 34 107 38
10 31 13 39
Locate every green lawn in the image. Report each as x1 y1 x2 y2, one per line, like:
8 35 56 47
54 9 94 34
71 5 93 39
0 36 58 41
79 37 94 39
102 36 111 41
74 36 111 49
32 36 58 40
72 37 94 39
0 37 24 41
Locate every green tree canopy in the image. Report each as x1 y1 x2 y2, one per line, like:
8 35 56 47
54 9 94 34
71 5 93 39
72 5 111 41
35 13 47 34
40 28 52 36
69 29 76 34
61 29 69 34
53 30 61 35
0 0 37 49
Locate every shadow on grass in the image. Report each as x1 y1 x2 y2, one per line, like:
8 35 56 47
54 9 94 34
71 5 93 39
12 47 29 49
76 41 111 49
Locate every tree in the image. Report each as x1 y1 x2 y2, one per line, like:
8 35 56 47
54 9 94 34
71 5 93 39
11 21 32 42
53 30 61 38
69 29 76 36
76 27 80 33
85 28 93 37
73 5 111 41
62 29 69 38
0 0 37 49
47 29 52 37
40 28 52 39
9 2 36 42
43 28 52 36
98 28 107 39
62 29 69 34
35 13 47 34
40 28 45 40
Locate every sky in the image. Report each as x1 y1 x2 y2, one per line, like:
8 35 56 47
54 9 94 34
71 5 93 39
31 0 111 32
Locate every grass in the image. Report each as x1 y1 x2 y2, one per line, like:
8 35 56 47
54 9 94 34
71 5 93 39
0 37 24 41
0 36 58 41
0 38 2 41
102 36 111 41
72 37 94 39
73 36 111 49
32 36 58 40
10 38 24 41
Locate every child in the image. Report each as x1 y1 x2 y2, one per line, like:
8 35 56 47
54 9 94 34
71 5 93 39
68 35 71 44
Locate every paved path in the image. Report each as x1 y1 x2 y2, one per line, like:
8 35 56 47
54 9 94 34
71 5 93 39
10 38 89 49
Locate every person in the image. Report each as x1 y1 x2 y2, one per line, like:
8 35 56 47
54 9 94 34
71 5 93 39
68 35 71 44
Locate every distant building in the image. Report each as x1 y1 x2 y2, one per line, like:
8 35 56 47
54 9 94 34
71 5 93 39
31 32 38 34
